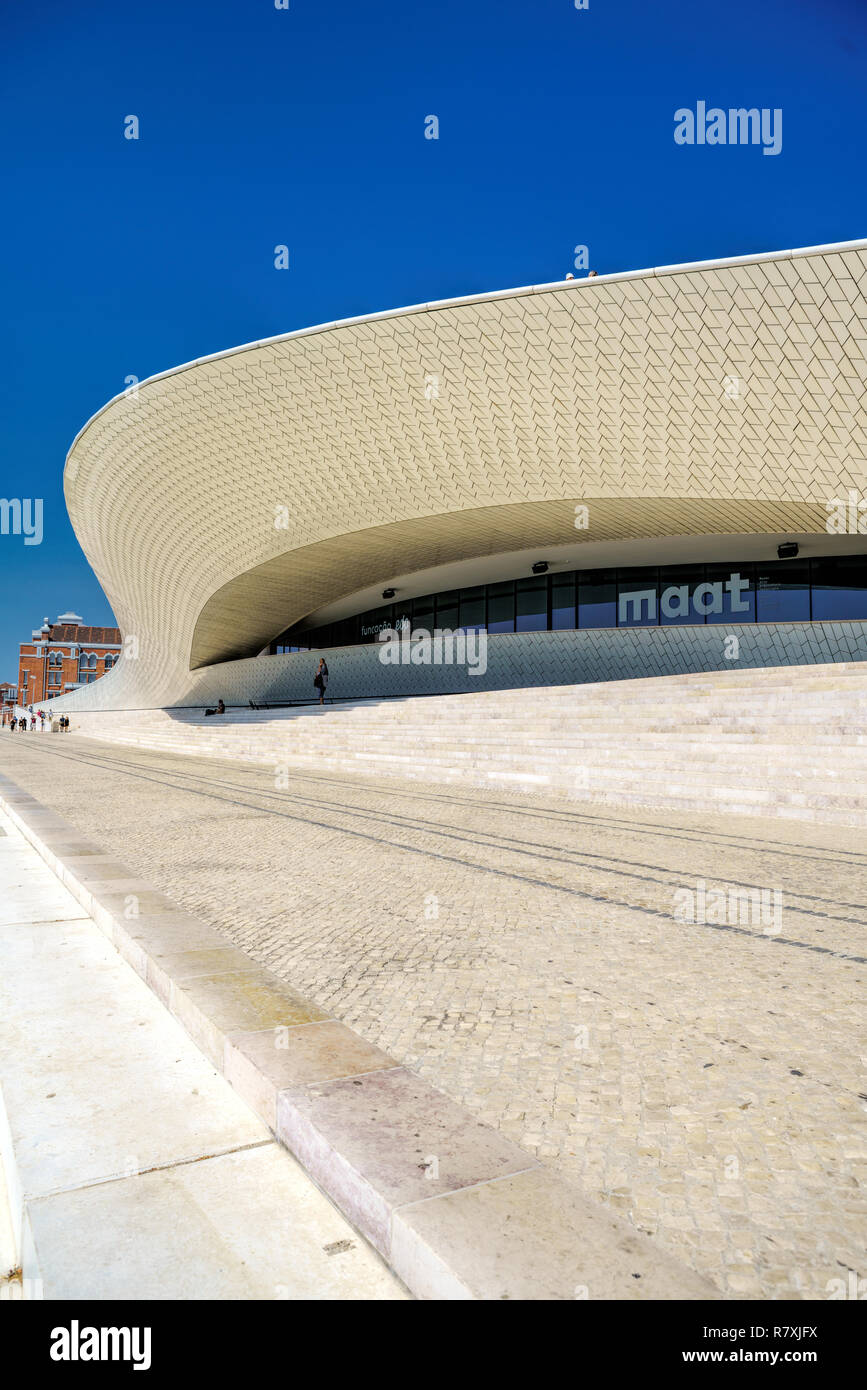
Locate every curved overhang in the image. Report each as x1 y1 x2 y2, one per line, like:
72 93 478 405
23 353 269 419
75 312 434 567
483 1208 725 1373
191 497 835 668
61 238 867 708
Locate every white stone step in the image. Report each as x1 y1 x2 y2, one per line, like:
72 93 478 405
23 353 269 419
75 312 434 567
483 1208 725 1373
58 662 867 826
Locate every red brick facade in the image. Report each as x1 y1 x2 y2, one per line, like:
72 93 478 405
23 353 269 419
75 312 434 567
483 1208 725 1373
14 613 121 714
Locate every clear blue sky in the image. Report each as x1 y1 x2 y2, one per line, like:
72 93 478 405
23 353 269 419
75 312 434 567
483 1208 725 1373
1 0 865 679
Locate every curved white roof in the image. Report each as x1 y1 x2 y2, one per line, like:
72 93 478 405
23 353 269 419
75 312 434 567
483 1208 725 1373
59 239 867 710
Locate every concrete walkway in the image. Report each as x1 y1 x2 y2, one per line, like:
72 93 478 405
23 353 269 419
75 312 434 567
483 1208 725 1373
0 806 407 1300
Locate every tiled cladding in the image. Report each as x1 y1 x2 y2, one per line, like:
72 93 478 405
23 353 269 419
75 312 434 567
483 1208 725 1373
51 622 867 713
57 241 867 711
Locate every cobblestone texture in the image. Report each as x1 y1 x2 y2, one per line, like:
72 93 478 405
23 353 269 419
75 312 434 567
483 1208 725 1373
1 732 864 1300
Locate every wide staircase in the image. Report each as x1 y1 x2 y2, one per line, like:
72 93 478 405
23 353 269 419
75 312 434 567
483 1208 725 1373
54 662 867 825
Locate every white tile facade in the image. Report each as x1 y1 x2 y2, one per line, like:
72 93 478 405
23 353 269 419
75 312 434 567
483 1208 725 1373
57 242 867 711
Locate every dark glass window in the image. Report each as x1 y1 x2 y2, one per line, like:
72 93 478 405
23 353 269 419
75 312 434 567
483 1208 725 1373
300 624 330 649
436 590 460 631
578 570 616 628
332 616 359 646
271 552 867 652
487 580 515 633
658 565 706 626
459 586 486 632
810 555 867 620
756 560 811 622
357 608 393 643
551 575 576 630
412 597 435 634
393 601 413 637
516 576 548 631
617 567 659 627
703 564 756 624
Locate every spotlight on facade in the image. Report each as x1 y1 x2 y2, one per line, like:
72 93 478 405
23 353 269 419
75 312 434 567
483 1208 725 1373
777 542 799 560
531 561 549 575
382 588 396 599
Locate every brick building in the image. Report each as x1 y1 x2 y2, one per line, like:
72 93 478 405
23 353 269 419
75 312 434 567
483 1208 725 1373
16 613 121 710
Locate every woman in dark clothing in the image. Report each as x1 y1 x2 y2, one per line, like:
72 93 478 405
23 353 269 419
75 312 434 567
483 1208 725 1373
313 658 329 705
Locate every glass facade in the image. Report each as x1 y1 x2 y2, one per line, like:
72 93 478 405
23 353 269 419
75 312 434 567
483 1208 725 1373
273 554 867 654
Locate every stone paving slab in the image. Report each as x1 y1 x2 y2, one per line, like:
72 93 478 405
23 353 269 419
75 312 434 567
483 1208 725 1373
25 1145 405 1301
147 945 261 1009
225 1023 395 1131
127 914 237 956
276 1067 539 1256
0 768 717 1300
171 967 330 1067
0 1134 19 1300
392 1167 717 1301
0 808 406 1301
0 917 268 1199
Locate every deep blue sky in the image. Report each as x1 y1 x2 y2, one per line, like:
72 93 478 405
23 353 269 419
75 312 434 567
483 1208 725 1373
1 0 865 679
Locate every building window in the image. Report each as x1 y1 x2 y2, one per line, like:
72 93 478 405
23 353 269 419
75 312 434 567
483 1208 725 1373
658 565 706 626
756 559 811 623
578 570 617 629
516 577 548 632
458 586 486 633
434 590 460 631
617 568 659 628
809 554 867 620
486 581 515 633
703 564 756 623
411 597 435 635
272 552 867 651
551 575 576 631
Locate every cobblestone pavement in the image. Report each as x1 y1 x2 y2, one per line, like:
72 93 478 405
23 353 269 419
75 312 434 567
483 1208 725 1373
1 732 864 1299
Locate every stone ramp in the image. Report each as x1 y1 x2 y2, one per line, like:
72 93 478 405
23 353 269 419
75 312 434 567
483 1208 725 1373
62 662 867 825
